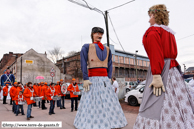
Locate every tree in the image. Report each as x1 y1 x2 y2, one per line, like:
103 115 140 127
68 51 77 56
48 47 64 63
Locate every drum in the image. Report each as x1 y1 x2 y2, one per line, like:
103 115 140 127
73 92 81 95
61 83 68 94
52 96 60 101
30 97 34 100
34 97 42 102
18 101 25 105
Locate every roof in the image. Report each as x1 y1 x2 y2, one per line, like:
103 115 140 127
186 67 194 71
115 49 148 59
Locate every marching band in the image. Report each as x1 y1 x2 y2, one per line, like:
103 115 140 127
0 75 81 120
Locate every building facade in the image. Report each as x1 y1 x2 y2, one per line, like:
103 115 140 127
6 49 62 84
56 44 150 82
0 52 23 74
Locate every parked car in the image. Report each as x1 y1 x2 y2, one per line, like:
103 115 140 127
125 81 138 92
124 80 146 106
185 77 192 83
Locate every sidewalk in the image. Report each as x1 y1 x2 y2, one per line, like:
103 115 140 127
0 100 137 129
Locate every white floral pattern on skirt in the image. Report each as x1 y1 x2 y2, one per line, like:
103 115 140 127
74 76 127 129
134 67 194 129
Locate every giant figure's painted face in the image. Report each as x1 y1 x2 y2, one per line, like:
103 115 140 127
93 32 103 42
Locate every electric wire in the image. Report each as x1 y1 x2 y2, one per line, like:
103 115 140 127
177 34 194 41
107 0 135 11
108 14 125 52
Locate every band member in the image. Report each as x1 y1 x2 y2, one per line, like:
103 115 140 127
3 84 9 104
23 82 36 120
46 83 58 115
38 83 42 108
44 82 49 103
74 27 127 128
33 83 39 107
16 82 23 95
40 82 47 110
10 82 18 114
67 78 80 112
15 91 25 116
133 4 194 129
59 79 66 109
54 81 61 108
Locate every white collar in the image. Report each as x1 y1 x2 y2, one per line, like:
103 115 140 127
151 24 176 35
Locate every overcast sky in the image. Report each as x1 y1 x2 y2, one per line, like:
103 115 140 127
0 0 194 71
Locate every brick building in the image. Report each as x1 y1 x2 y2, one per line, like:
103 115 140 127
56 44 150 82
186 67 194 75
0 52 23 74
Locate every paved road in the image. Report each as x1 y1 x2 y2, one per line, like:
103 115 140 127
0 100 139 129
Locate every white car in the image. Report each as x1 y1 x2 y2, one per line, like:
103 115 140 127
125 81 138 92
124 81 146 106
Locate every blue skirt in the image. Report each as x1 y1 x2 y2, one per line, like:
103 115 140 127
74 76 127 129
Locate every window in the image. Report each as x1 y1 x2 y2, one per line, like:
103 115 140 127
125 57 129 64
130 58 134 65
119 56 124 64
143 61 147 66
115 55 118 63
112 55 114 62
139 60 142 66
147 61 150 66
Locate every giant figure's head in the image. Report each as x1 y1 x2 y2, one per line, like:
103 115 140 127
148 4 169 26
91 27 104 42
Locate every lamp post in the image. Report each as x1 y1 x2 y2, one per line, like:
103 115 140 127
183 64 186 74
135 50 138 81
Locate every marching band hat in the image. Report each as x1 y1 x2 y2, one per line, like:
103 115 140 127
6 84 9 86
72 78 76 81
92 27 104 34
14 82 18 85
60 79 63 81
45 82 47 85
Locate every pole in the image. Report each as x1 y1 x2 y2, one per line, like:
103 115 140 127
20 57 22 83
105 11 110 47
52 77 53 83
135 50 138 81
135 55 138 81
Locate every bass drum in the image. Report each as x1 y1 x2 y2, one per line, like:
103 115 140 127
61 83 68 94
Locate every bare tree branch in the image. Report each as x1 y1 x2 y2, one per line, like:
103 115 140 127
48 47 64 63
68 51 77 56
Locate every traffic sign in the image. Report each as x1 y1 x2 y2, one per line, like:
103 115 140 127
50 67 55 73
50 72 55 77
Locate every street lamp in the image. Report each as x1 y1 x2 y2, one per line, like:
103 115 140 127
133 50 138 82
183 64 186 74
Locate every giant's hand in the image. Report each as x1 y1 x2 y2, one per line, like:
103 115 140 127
149 75 165 96
83 80 92 92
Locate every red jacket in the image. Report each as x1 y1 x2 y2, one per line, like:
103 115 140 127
3 86 9 96
15 95 25 105
16 87 23 96
67 83 80 98
23 87 36 105
33 85 39 97
56 84 66 97
40 85 48 100
10 86 17 100
143 25 179 75
46 86 58 100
